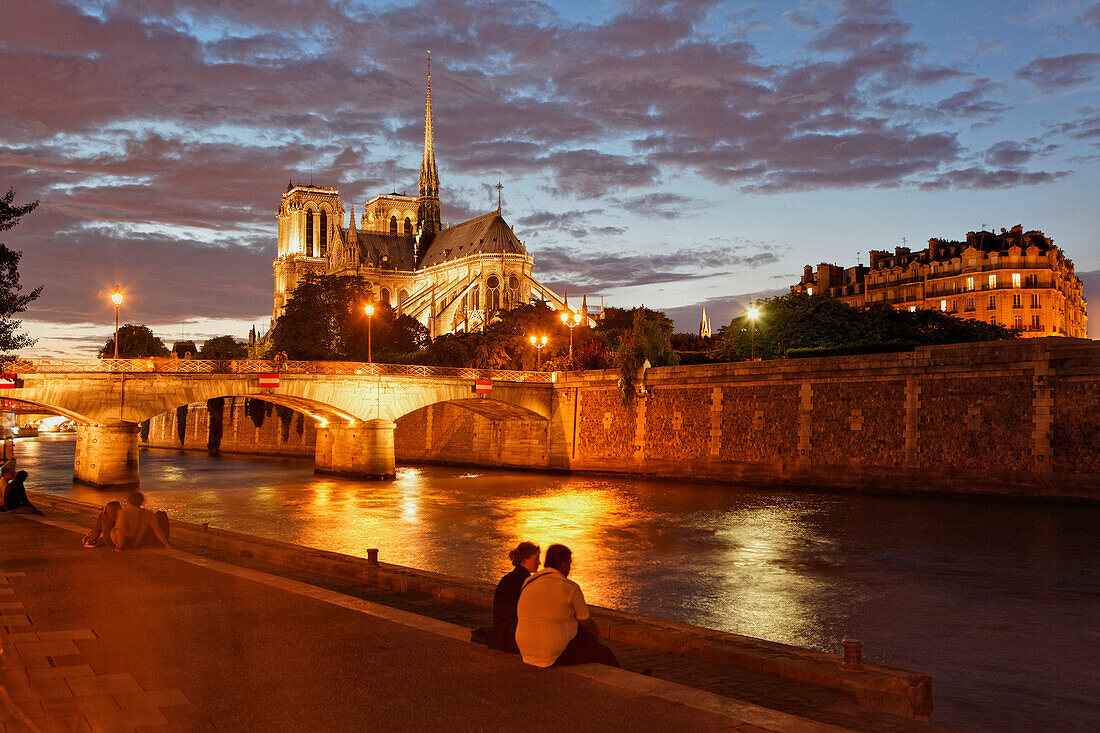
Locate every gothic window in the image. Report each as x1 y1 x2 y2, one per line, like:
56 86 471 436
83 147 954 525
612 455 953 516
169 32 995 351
472 285 479 310
404 217 413 235
305 211 314 256
398 289 409 308
319 211 328 256
390 216 398 234
486 275 500 311
381 287 390 306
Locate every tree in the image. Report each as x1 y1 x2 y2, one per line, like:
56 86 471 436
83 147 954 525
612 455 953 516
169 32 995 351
0 188 43 356
268 274 429 361
711 292 1017 361
99 324 170 358
199 335 248 359
613 308 679 398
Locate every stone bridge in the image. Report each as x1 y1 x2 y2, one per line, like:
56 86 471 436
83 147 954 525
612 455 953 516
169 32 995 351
3 358 555 487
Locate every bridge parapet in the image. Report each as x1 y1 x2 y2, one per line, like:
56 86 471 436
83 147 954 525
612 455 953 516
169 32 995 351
4 358 555 383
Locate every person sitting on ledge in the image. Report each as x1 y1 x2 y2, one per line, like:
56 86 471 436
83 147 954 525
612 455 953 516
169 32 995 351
82 501 122 547
515 544 619 668
110 491 172 551
0 469 43 515
488 541 540 654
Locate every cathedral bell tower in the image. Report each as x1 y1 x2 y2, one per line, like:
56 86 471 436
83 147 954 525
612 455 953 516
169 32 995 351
416 52 441 258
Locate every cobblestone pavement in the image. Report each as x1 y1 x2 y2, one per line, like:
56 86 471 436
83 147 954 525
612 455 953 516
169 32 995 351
3 508 956 733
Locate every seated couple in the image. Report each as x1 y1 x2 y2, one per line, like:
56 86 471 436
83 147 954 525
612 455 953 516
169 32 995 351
0 466 43 515
489 542 618 668
83 491 172 550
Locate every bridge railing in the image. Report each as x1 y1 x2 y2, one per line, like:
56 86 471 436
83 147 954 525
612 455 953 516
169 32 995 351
1 358 556 384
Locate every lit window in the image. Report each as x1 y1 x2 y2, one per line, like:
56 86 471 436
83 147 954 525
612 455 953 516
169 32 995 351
1012 273 1021 288
807 287 814 296
966 277 974 291
988 274 997 289
909 306 916 312
940 300 947 311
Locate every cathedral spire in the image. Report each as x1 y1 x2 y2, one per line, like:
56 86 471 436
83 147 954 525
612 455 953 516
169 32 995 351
416 51 442 259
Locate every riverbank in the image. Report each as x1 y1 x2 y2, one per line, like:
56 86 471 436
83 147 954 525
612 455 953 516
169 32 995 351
2 501 950 733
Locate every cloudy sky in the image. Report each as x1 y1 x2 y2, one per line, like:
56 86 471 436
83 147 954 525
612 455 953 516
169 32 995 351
1 0 1098 355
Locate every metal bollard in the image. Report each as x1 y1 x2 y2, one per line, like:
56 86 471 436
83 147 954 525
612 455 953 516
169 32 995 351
366 548 379 566
842 639 864 671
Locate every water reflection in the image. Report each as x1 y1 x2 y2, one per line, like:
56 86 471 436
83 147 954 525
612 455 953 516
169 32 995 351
15 434 1100 732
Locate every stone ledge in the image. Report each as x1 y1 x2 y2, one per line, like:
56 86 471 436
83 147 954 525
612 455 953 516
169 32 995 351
28 491 933 720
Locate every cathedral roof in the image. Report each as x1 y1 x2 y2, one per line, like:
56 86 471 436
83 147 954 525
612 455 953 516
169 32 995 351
418 211 527 268
360 231 417 271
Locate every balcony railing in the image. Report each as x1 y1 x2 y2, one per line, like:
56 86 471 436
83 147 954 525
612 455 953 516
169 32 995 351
0 359 556 383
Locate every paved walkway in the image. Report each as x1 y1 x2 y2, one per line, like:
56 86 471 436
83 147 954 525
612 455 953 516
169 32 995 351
1 513 856 733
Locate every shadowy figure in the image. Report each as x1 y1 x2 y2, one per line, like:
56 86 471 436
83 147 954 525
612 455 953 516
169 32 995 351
83 501 122 547
1 469 43 515
111 491 172 550
488 541 540 653
515 544 619 668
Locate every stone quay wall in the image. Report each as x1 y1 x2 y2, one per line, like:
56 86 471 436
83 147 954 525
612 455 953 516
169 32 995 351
141 338 1099 499
550 337 1099 499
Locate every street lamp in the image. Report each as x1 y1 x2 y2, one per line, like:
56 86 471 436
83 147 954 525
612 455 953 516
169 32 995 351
364 303 375 363
747 305 760 361
560 310 583 370
529 335 548 370
110 285 123 359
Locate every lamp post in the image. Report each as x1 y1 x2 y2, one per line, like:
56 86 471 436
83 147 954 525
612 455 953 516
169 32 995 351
529 335 548 370
560 310 583 370
110 285 123 359
747 305 760 361
364 303 375 363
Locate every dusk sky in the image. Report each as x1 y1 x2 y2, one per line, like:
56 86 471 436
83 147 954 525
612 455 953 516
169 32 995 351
2 0 1098 356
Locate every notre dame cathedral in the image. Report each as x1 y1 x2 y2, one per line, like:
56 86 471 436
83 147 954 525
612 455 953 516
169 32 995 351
271 58 567 338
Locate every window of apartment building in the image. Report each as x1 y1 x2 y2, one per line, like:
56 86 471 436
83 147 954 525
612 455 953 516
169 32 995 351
807 287 813 295
1012 273 1021 288
966 297 974 311
988 295 996 309
1031 293 1040 308
940 299 947 311
991 315 997 325
988 274 997 289
1031 315 1041 330
1013 294 1022 309
1014 315 1023 330
966 276 975 291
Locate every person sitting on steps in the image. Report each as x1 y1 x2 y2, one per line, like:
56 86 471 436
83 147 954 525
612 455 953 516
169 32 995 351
515 543 619 668
83 501 122 547
488 541 540 654
111 491 172 550
0 468 43 515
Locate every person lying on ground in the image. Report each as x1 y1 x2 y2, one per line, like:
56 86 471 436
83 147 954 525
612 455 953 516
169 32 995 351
82 501 122 548
515 543 619 668
0 469 44 515
488 541 540 654
110 491 172 550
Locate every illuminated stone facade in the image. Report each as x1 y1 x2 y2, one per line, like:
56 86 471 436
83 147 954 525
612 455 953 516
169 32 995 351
791 225 1088 338
272 61 567 337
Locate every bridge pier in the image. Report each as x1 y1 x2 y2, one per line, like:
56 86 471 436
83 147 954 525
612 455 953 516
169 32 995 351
314 419 396 480
74 423 141 488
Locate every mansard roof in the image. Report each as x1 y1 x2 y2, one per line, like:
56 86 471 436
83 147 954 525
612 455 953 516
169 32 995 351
418 211 527 268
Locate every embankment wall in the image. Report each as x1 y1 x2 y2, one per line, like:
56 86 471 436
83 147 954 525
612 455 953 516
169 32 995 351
142 338 1100 499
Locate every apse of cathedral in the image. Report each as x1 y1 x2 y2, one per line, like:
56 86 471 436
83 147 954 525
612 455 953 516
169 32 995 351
272 58 565 338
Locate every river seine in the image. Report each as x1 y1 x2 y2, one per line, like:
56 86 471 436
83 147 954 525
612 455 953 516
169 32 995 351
14 434 1098 731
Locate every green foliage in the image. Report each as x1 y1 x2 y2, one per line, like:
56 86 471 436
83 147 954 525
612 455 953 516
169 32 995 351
0 188 42 356
176 405 188 445
269 274 429 361
206 397 225 453
199 335 248 359
100 324 170 358
611 308 679 399
711 292 1018 361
